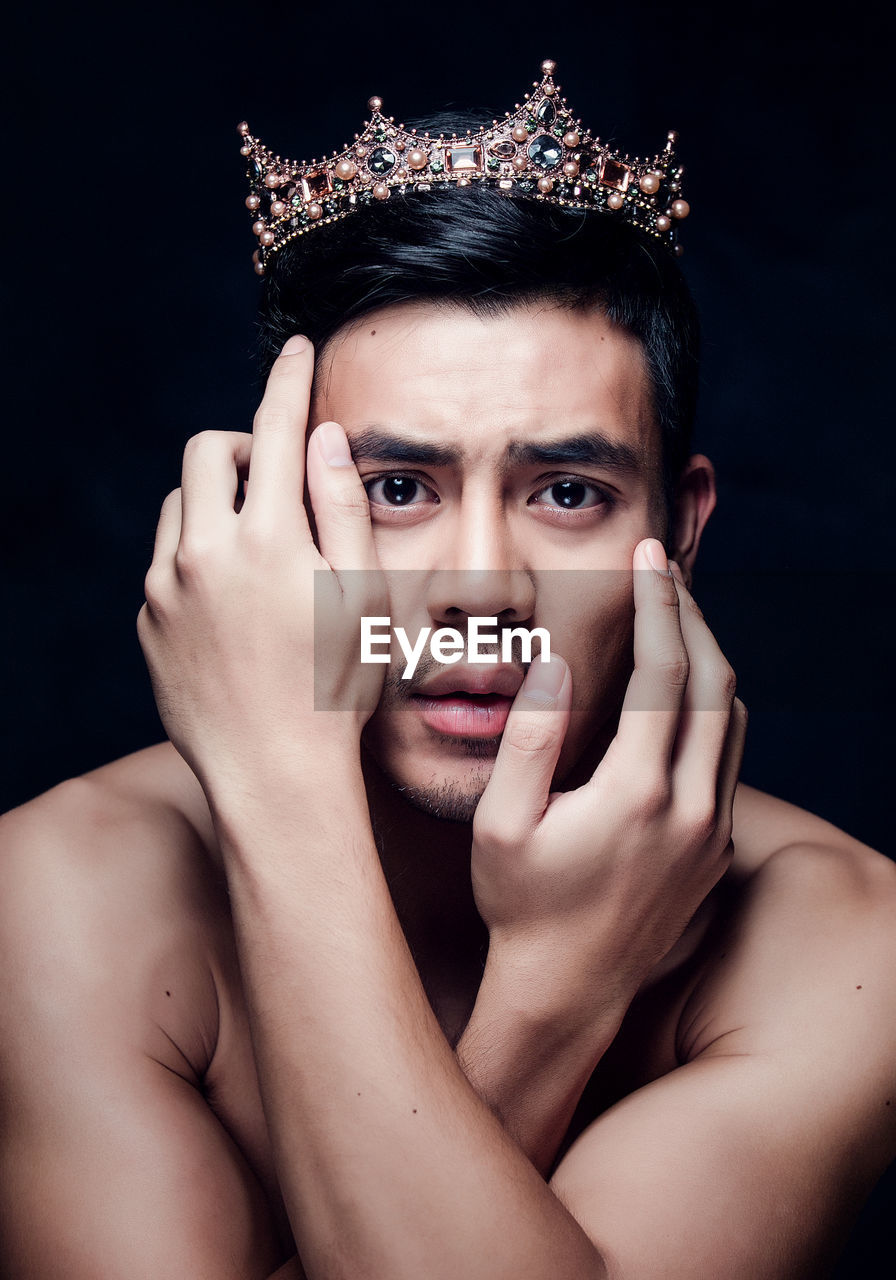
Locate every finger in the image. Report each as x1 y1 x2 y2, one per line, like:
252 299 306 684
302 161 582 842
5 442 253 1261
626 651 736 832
243 334 314 527
143 489 182 618
152 488 183 563
665 562 738 801
474 655 571 839
179 431 252 542
305 421 380 572
615 538 689 770
717 696 748 819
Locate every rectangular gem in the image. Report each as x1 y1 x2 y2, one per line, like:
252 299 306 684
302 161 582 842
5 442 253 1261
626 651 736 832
301 170 332 200
446 145 483 173
600 158 631 191
497 179 514 190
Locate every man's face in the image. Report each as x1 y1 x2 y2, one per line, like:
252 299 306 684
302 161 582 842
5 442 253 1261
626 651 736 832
311 299 667 821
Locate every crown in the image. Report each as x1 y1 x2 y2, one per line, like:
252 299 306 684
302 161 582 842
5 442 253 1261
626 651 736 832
238 60 689 276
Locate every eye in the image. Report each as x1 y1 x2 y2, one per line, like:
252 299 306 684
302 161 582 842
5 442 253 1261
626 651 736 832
364 473 439 511
530 477 612 513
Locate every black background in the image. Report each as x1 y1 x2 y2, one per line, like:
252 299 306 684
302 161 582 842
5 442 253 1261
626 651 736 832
3 0 894 1273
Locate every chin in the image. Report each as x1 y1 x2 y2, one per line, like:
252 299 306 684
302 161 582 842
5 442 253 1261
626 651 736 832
390 779 484 824
367 745 496 825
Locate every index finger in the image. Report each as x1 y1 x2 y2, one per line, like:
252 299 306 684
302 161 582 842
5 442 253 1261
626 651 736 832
613 537 689 771
243 334 314 525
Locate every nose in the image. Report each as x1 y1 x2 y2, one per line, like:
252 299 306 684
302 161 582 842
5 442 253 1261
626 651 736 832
424 497 536 625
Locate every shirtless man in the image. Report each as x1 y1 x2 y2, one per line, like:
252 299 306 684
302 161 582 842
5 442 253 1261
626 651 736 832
2 65 895 1279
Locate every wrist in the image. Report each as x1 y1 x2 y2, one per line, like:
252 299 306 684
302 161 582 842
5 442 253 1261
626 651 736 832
479 927 643 1048
203 735 370 853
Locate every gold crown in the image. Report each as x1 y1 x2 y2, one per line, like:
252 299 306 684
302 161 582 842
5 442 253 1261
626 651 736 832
239 60 689 276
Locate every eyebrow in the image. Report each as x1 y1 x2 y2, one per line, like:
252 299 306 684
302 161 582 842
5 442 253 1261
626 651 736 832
347 426 643 475
347 427 460 466
506 433 642 475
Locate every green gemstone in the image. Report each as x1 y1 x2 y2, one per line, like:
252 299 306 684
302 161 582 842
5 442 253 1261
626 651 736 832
487 157 499 170
430 160 444 173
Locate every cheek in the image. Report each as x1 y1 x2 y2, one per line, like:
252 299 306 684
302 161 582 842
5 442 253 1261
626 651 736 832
546 576 635 723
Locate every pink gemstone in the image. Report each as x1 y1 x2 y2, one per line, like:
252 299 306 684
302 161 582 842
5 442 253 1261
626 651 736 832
301 171 332 200
446 145 483 173
600 158 631 191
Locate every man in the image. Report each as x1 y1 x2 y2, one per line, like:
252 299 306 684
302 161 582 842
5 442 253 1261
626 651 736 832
2 62 894 1278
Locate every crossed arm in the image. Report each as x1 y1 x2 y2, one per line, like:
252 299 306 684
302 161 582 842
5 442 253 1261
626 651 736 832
3 336 895 1278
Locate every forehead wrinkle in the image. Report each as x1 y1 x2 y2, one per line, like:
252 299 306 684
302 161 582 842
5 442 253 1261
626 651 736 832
313 300 657 463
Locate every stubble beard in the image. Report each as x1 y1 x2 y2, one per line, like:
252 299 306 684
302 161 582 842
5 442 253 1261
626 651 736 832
386 736 498 824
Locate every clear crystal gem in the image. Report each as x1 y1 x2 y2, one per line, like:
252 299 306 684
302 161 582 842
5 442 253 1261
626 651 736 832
446 145 483 172
527 134 563 170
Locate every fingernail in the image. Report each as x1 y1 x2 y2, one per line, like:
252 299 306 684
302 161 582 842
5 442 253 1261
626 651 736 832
316 421 353 467
523 655 565 703
282 334 309 355
644 539 670 573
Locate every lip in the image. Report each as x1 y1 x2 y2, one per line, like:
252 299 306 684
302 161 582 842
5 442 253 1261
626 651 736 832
412 691 515 739
410 665 525 739
417 665 525 699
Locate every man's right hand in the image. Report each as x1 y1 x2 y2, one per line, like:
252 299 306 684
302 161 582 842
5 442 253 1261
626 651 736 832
470 536 747 1019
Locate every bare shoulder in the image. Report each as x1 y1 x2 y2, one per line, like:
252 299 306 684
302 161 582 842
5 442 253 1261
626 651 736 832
682 784 896 1168
0 743 225 1077
0 748 292 1277
553 793 896 1277
730 779 887 874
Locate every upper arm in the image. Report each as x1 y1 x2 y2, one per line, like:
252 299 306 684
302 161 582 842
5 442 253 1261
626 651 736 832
550 844 896 1279
0 784 288 1279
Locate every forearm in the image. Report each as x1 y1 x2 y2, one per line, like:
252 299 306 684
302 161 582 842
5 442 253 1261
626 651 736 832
457 949 630 1176
211 755 607 1280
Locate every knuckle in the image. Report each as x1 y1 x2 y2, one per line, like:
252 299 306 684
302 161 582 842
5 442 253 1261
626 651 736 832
656 652 690 687
630 774 672 819
253 401 293 435
142 565 168 610
182 429 221 461
714 661 737 700
173 537 217 580
505 715 562 756
328 484 373 520
473 808 520 855
676 802 717 847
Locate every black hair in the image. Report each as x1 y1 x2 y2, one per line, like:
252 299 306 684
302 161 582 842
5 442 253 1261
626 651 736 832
255 114 700 514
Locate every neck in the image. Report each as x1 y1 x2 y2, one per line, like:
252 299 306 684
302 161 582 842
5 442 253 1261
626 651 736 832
360 749 489 1020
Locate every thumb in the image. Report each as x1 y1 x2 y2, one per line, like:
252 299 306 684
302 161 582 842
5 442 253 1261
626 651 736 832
475 654 571 839
306 421 379 572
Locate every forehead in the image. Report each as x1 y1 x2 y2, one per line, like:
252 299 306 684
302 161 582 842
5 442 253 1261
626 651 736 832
312 300 657 462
